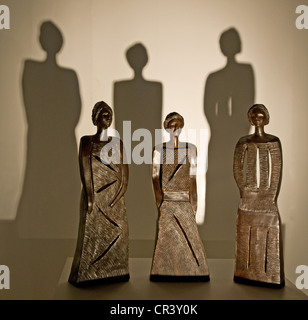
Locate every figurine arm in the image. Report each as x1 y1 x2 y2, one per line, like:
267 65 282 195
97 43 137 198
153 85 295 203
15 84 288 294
79 136 94 213
152 146 163 208
268 140 283 200
233 140 247 196
189 145 198 215
110 140 129 207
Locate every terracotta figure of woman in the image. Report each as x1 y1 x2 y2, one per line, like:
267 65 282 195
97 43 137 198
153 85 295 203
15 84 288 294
150 112 210 281
233 104 284 287
69 101 129 286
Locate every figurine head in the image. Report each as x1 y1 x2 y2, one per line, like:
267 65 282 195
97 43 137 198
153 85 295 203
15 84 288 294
164 112 184 136
219 28 241 58
39 21 63 55
248 104 270 127
92 101 113 130
126 43 148 73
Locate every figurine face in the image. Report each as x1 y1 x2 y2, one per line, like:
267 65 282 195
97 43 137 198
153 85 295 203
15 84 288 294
250 108 266 127
97 108 112 130
167 118 183 136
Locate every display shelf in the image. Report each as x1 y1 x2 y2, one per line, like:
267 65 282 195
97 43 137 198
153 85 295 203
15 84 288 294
54 258 307 300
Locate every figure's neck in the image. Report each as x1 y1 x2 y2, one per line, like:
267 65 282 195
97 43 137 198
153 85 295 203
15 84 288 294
254 126 266 137
168 135 179 148
95 128 108 141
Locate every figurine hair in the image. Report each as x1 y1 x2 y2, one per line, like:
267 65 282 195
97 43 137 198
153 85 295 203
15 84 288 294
247 104 270 126
164 112 184 130
92 101 113 126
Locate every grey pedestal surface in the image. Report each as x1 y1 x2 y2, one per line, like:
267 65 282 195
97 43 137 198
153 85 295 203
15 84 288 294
54 258 307 300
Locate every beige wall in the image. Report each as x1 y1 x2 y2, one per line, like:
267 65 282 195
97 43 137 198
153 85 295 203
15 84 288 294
1 0 308 292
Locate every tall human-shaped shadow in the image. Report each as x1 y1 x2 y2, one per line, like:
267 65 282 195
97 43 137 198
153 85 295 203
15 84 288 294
113 43 163 240
200 28 255 246
17 21 81 238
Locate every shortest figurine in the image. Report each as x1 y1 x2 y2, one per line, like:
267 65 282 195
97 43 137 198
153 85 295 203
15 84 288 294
69 101 129 286
150 112 210 281
233 104 284 287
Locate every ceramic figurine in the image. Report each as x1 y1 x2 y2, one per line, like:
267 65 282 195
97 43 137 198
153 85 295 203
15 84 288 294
150 112 210 281
69 101 129 286
233 104 284 287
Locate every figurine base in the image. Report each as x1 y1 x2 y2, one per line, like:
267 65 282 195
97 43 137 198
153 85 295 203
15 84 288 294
233 276 285 289
54 258 308 300
69 274 130 288
150 274 210 282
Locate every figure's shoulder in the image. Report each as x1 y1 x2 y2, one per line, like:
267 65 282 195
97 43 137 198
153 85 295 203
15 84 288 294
237 135 251 144
186 143 197 159
109 136 123 146
79 136 93 152
266 134 280 144
114 136 123 142
236 133 281 145
153 143 164 153
186 142 197 151
80 135 93 144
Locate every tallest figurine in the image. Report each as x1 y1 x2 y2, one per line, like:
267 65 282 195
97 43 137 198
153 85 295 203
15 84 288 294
233 104 284 287
69 101 129 286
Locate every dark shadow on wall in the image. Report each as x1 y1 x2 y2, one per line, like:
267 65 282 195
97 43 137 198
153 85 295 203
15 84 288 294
113 43 163 240
199 28 255 249
16 21 81 238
